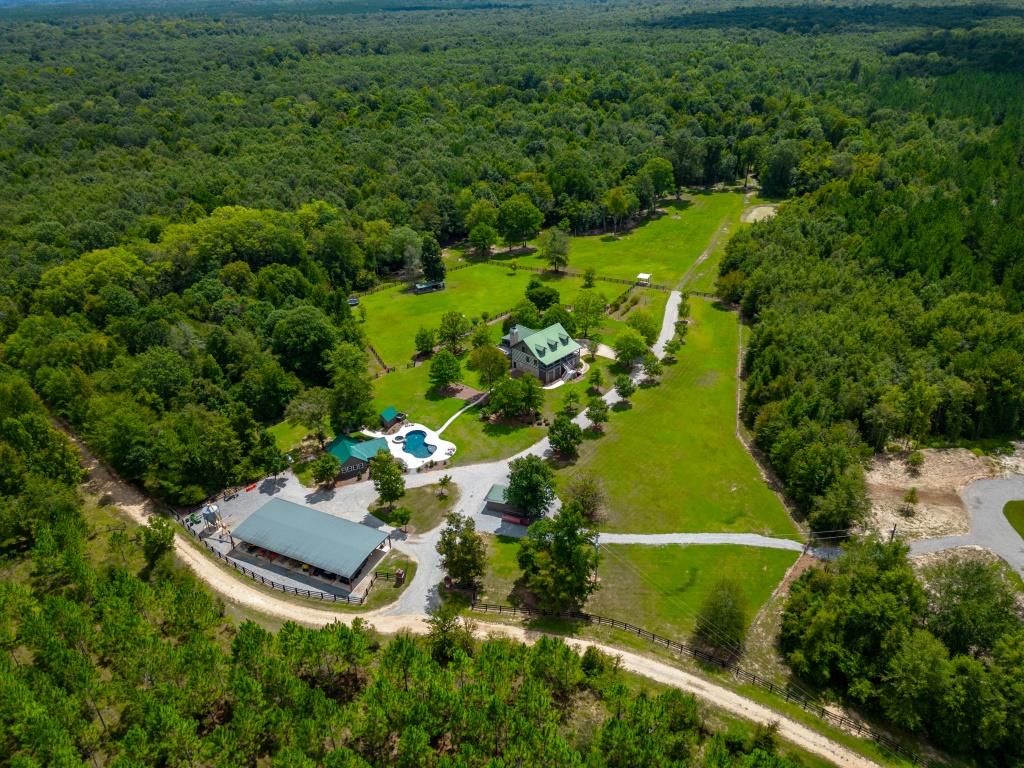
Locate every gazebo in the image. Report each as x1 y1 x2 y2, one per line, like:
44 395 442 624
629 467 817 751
636 272 651 287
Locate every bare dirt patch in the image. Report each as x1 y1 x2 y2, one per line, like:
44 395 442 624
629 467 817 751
865 449 997 540
993 441 1024 475
741 205 777 223
909 545 1001 572
449 383 483 401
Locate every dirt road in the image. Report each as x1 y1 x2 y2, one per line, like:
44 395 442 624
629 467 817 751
68 429 879 768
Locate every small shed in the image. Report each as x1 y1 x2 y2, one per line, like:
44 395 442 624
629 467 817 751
485 484 532 525
380 406 403 430
636 272 651 287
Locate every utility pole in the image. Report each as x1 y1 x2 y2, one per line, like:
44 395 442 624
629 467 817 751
889 523 897 544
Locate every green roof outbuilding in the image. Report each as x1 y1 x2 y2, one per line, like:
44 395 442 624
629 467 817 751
485 484 509 505
232 499 389 581
327 436 390 464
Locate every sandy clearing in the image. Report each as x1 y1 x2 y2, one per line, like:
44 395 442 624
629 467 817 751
741 205 778 223
865 449 996 540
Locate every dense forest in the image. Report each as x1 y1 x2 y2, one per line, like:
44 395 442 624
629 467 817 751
2 0 1024 762
781 539 1024 760
0 375 811 767
3 0 1023 523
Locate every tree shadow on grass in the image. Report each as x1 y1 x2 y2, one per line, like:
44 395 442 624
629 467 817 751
612 401 633 412
480 418 535 439
425 387 456 404
582 427 606 441
547 453 579 470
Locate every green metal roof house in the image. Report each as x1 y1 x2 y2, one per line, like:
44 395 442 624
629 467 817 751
327 435 390 477
501 322 583 384
232 498 390 583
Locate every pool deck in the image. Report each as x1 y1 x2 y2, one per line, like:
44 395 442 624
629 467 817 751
364 422 456 472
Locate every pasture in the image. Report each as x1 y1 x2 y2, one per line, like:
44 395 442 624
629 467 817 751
514 192 745 285
557 298 796 535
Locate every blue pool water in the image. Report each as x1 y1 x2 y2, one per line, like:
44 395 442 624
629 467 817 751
402 430 437 459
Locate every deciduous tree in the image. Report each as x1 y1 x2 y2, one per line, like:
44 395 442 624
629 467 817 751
285 387 332 447
517 501 599 612
369 451 405 509
506 455 556 520
537 228 570 272
310 453 341 485
428 349 461 392
436 513 486 587
497 194 543 251
548 414 583 458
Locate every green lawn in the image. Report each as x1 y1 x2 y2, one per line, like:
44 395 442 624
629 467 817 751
1004 500 1024 540
587 544 798 639
359 266 585 365
370 483 459 534
371 363 468 429
559 298 797 535
268 419 325 454
514 192 745 285
687 220 746 294
478 533 522 603
443 356 618 465
597 288 669 343
477 538 796 642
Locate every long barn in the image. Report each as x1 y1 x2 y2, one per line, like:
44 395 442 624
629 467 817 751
231 499 391 585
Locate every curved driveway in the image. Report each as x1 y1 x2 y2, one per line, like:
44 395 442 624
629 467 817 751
909 475 1024 575
211 289 811 617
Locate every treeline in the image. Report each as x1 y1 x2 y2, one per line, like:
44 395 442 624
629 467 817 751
0 0 877 285
719 67 1024 532
781 540 1024 761
0 376 811 768
1 204 385 504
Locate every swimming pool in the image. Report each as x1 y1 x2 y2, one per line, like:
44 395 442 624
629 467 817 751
401 430 437 459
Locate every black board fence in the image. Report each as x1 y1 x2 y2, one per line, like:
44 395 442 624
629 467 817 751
469 601 935 767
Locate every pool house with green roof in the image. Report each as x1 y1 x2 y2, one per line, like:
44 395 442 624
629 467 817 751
500 322 582 384
327 435 390 479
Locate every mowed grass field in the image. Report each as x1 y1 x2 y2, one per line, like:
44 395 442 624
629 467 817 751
587 544 798 639
477 536 796 642
514 192 745 284
559 298 796 535
359 266 585 365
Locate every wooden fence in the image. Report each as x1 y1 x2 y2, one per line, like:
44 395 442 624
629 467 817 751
470 601 936 767
366 342 395 376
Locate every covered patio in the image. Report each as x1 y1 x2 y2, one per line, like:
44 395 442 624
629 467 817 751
231 498 392 587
